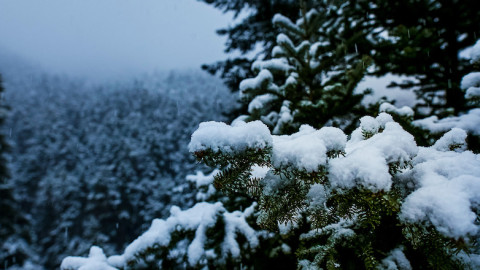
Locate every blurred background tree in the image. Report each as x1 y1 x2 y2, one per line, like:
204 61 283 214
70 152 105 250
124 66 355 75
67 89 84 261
201 0 480 118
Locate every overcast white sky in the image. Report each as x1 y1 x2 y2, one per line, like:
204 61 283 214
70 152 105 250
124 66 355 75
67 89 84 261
0 0 234 80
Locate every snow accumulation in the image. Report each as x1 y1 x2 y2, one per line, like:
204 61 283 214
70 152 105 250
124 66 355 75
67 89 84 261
460 72 480 90
272 100 293 134
61 202 259 270
330 120 417 192
285 73 298 87
432 128 467 152
400 147 480 238
377 102 480 135
380 246 412 270
274 124 347 171
189 120 272 154
470 39 480 64
276 33 295 50
272 14 299 34
379 102 414 118
375 112 395 128
466 87 480 100
186 170 219 201
296 8 319 27
413 109 480 135
61 246 116 270
349 113 393 143
250 165 270 179
359 116 380 134
309 41 329 57
186 169 219 188
272 126 330 172
239 69 277 97
190 114 417 192
461 72 480 101
299 219 355 242
461 45 480 100
252 58 293 74
192 119 345 172
272 45 285 58
248 94 277 113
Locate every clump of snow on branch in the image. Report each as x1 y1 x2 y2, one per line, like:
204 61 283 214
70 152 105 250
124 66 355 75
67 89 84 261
379 102 414 118
186 170 219 201
189 120 272 153
61 202 260 269
186 170 219 188
272 100 293 135
190 113 418 194
379 246 412 270
271 125 346 172
61 246 116 270
432 128 468 152
460 39 480 102
461 72 480 91
252 58 293 74
330 121 417 192
461 72 480 101
469 39 480 64
380 102 480 135
465 87 480 101
359 116 380 135
250 165 270 179
248 94 277 114
239 69 278 98
461 44 480 101
400 148 480 238
413 109 480 135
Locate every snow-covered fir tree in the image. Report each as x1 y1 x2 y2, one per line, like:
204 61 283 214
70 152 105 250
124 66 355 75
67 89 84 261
203 0 480 119
184 37 480 270
199 0 315 91
189 110 480 269
238 4 373 134
369 0 480 116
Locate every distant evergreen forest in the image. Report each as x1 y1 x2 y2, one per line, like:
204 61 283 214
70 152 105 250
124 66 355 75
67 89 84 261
0 69 235 269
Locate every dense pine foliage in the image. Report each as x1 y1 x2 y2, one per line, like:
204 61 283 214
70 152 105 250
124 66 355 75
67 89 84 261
202 0 480 117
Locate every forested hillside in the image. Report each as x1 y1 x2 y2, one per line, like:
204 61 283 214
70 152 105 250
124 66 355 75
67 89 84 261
0 68 235 269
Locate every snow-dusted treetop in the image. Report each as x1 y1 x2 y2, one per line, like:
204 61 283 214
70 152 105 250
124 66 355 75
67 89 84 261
235 6 372 135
